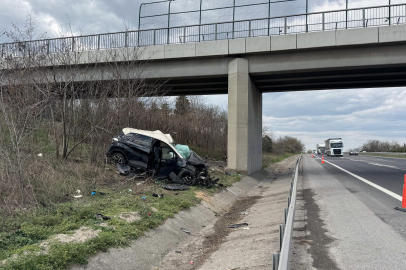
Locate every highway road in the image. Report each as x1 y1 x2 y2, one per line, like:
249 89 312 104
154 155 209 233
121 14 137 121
291 154 406 270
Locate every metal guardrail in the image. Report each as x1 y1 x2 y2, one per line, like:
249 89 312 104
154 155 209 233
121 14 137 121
359 152 406 158
273 154 302 270
1 4 406 58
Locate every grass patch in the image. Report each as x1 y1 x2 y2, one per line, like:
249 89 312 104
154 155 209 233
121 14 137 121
1 152 293 269
262 153 298 169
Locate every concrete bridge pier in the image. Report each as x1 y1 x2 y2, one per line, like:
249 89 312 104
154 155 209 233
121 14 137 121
227 58 262 175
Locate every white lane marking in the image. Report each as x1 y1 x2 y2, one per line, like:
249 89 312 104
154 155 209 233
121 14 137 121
368 163 399 169
312 156 402 201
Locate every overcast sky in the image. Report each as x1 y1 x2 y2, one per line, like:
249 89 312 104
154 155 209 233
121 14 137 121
1 0 405 151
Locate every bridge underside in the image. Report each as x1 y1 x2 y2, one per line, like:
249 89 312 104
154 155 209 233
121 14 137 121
4 28 406 174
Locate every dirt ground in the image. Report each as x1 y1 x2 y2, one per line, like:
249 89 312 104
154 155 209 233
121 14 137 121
158 155 299 270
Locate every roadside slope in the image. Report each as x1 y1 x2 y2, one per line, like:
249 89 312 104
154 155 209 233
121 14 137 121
71 155 299 270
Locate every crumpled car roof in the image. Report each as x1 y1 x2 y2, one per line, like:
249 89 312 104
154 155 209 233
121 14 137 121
122 128 182 158
122 128 174 145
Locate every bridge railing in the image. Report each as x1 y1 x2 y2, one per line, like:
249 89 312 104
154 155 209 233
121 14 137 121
1 3 406 58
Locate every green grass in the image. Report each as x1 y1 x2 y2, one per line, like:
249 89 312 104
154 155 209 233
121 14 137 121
262 152 298 169
0 152 293 270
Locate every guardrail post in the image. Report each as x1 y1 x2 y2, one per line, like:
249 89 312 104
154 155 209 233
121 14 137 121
279 224 285 250
183 26 186 43
287 196 291 208
71 37 75 52
97 35 101 50
284 208 288 224
284 16 287 34
363 8 366 27
47 41 50 54
322 12 325 31
125 31 128 47
215 24 218 40
153 29 156 46
272 253 280 270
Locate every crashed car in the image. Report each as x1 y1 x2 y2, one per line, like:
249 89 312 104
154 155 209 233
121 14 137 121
106 128 217 186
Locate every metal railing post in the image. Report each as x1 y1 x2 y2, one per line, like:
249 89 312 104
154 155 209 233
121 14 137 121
97 35 101 50
125 31 128 47
47 41 50 54
389 2 391 26
363 8 366 27
284 16 287 34
153 29 156 46
183 26 186 43
249 20 252 37
322 12 325 31
215 24 218 41
71 37 75 52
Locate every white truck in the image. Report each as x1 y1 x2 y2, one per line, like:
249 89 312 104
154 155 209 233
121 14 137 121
325 138 344 157
316 144 326 155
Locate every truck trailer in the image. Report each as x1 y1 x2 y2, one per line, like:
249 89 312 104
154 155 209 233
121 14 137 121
316 144 326 155
325 138 344 157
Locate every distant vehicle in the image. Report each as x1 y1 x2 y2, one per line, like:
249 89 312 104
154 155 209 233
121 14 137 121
325 138 344 157
316 144 326 155
349 151 358 155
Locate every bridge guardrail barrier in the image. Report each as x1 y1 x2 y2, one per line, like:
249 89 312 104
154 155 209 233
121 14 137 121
273 154 302 270
1 4 406 59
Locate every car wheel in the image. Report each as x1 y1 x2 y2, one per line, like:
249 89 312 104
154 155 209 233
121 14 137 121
110 152 126 165
178 169 197 186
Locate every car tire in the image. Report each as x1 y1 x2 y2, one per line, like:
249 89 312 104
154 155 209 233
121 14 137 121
178 169 197 186
110 152 126 165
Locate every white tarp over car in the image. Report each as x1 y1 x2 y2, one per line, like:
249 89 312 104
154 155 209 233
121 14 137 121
122 128 182 158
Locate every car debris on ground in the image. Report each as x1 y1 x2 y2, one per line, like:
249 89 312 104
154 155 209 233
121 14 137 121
106 128 219 187
227 223 249 228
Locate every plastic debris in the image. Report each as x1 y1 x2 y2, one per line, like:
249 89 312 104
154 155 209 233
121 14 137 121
136 182 142 186
162 184 189 191
73 190 82 198
91 191 96 196
244 227 250 230
96 214 111 220
148 213 152 216
181 228 191 234
129 189 132 192
176 251 182 253
239 212 249 215
190 261 194 265
37 153 43 157
117 164 131 175
227 223 248 228
142 197 146 200
152 193 159 197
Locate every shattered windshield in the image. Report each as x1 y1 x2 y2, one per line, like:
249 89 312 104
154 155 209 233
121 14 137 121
331 143 343 148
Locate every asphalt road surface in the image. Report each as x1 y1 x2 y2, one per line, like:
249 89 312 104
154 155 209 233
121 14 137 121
291 154 406 270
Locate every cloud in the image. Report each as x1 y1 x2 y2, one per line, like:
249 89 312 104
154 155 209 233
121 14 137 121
263 88 406 150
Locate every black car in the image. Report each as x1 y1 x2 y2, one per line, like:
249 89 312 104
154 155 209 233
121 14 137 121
349 151 358 155
106 128 216 186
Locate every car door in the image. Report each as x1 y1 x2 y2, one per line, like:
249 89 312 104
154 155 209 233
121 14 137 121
157 141 177 179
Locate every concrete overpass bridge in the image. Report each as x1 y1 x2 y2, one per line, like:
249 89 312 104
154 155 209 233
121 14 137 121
2 4 406 174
